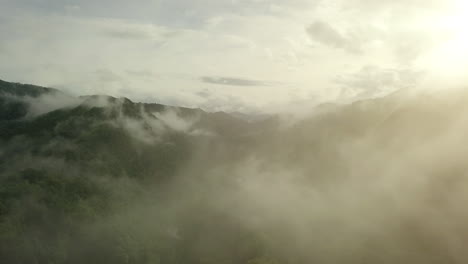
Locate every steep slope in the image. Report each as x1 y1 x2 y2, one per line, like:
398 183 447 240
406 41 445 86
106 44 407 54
0 80 264 264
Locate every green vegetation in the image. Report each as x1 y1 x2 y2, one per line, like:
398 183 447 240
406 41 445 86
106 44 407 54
0 80 278 264
3 79 468 263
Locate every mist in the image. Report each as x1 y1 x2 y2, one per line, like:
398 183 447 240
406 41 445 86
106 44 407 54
3 0 468 261
3 79 468 263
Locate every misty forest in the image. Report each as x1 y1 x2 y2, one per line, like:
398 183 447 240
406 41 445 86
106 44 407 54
2 78 468 264
3 0 468 263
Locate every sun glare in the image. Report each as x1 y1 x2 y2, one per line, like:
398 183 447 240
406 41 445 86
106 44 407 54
423 0 468 78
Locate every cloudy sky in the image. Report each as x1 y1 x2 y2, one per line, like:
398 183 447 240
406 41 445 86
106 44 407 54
1 0 468 112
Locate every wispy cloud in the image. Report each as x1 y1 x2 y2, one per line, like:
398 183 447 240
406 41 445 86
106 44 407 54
200 76 274 86
306 20 362 54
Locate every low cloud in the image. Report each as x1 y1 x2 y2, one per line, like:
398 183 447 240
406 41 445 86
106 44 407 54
6 80 468 263
23 92 82 117
154 108 199 133
1 91 82 118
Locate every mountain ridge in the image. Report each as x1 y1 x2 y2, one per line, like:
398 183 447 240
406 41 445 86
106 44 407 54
2 78 468 264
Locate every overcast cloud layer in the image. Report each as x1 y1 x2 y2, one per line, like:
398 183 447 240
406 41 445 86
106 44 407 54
1 0 468 113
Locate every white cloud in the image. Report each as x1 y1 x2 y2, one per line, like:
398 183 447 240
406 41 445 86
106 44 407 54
0 0 466 113
334 66 423 99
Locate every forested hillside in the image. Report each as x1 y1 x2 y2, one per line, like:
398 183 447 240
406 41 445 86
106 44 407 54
2 79 468 263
